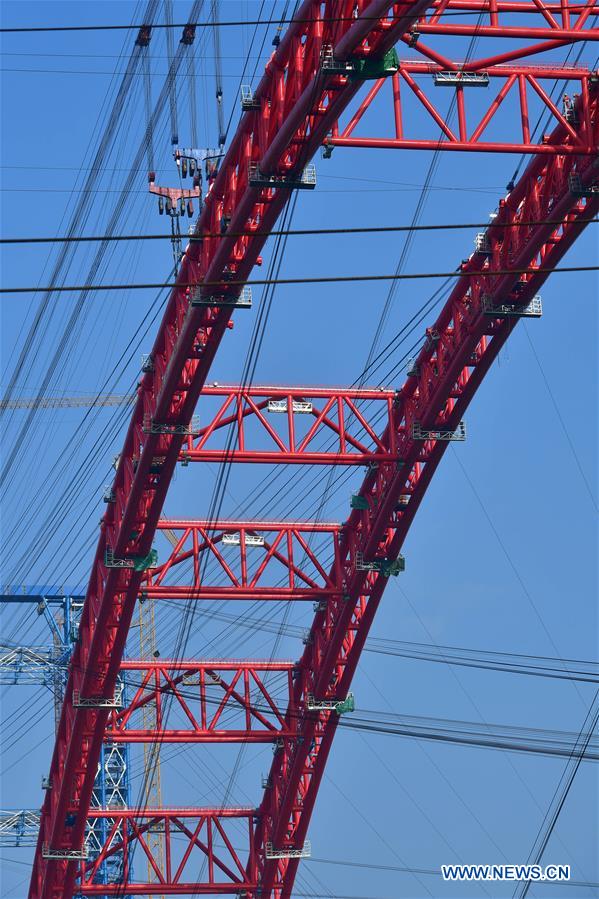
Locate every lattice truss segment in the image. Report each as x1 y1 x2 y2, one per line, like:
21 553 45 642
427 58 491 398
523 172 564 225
76 809 258 895
324 0 598 155
416 0 597 38
29 0 599 896
252 99 599 898
327 62 599 154
174 386 399 465
143 519 344 602
105 660 297 743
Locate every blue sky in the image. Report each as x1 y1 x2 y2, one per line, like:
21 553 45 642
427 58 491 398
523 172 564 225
0 2 597 898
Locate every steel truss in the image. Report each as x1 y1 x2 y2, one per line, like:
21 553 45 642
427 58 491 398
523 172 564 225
77 809 257 895
143 519 344 602
254 101 599 899
105 660 296 743
327 62 599 154
416 0 598 41
0 810 41 847
30 0 598 897
176 385 399 465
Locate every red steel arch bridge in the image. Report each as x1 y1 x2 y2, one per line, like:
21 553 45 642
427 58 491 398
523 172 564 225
28 1 598 897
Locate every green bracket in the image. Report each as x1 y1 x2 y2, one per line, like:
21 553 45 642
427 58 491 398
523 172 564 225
335 694 355 714
348 48 399 81
379 556 405 577
130 548 158 571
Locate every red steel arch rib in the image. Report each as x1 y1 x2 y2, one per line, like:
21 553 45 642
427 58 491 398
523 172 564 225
30 1 598 897
254 102 599 899
31 5 435 895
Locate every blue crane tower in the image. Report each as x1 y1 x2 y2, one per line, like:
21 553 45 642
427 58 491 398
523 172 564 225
0 588 131 892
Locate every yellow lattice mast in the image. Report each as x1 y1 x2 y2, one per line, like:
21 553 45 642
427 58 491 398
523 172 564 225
138 593 164 897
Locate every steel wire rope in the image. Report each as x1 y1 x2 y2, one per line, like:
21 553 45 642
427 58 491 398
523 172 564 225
19 168 152 514
2 6 595 33
102 5 304 884
173 22 450 892
4 216 596 245
2 163 202 592
0 160 148 506
290 12 487 619
0 91 149 508
6 0 288 640
0 3 157 419
6 341 162 588
19 21 599 892
121 20 332 889
3 278 175 585
0 1 206 495
451 446 594 705
3 362 144 582
6 654 598 772
0 0 151 393
0 128 146 523
210 1 226 147
164 0 179 145
8 263 599 295
0 17 213 576
506 35 596 191
523 325 598 511
0 44 211 564
0 688 53 745
175 32 364 886
121 604 599 681
513 688 599 899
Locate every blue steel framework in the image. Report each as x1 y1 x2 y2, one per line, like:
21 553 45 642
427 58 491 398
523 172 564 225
0 591 131 892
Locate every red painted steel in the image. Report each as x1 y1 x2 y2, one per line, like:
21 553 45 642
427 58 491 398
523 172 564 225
417 0 598 43
77 809 257 895
106 659 296 743
29 1 599 897
178 385 399 465
253 98 599 899
144 519 344 602
327 63 598 154
31 4 433 893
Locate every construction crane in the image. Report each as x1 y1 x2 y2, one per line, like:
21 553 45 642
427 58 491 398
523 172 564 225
137 591 164 895
0 395 133 410
0 591 131 889
21 4 599 898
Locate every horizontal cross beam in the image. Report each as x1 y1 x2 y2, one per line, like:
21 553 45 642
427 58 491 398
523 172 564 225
417 0 598 44
327 63 598 155
143 520 345 602
106 660 297 743
169 386 398 466
77 808 257 895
